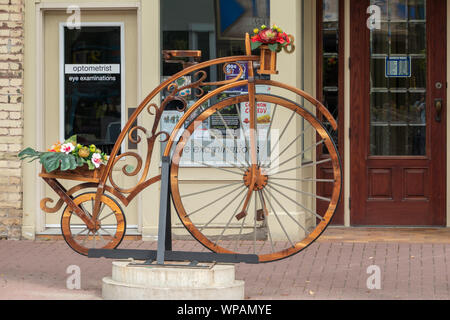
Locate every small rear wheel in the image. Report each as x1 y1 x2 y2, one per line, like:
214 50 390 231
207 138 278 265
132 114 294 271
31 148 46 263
61 192 126 255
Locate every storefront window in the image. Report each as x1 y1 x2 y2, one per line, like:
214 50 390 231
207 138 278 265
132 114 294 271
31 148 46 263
160 0 270 165
62 24 123 154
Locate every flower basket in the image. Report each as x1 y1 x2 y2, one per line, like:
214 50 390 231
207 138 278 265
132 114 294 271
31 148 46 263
19 135 109 183
39 164 105 183
258 45 278 75
250 24 293 75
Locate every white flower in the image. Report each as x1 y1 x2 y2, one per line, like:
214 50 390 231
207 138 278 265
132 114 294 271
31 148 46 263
91 153 103 168
61 143 75 154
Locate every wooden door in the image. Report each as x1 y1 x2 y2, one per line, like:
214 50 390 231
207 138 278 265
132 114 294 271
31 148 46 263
350 0 446 226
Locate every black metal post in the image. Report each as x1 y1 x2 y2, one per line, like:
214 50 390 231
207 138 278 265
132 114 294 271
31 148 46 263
156 156 171 264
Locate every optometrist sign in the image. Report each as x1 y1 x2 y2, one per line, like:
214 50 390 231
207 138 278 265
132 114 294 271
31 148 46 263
65 64 121 75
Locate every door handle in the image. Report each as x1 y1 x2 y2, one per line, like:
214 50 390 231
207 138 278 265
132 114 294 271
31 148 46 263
435 99 443 122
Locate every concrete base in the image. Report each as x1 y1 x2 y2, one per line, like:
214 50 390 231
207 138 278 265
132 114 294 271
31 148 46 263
102 261 245 300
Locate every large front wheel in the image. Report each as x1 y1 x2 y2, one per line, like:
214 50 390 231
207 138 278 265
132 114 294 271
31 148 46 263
170 94 341 263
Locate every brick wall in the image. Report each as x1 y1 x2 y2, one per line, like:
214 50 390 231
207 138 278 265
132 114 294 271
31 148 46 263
0 0 24 240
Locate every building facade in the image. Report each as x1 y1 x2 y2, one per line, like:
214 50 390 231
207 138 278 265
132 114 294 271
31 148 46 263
0 0 448 241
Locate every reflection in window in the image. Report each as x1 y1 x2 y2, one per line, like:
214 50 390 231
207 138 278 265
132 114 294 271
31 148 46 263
161 0 270 81
63 26 122 154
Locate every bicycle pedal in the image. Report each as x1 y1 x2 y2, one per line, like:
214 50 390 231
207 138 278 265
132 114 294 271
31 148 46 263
256 209 265 221
236 211 247 220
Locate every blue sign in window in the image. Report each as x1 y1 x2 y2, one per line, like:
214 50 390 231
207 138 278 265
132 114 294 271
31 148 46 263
385 56 411 78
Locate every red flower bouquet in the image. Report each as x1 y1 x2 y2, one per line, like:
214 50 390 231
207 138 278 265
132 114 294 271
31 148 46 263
251 24 291 52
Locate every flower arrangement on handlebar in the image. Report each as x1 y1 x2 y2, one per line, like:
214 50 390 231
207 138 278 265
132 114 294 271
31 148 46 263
251 24 291 52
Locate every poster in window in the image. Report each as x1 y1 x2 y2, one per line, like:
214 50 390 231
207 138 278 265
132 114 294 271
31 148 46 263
224 61 249 93
216 0 270 40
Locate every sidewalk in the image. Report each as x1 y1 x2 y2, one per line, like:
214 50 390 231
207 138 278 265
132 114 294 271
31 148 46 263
1 227 450 300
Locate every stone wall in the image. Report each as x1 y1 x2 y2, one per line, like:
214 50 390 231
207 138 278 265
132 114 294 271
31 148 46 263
0 0 24 239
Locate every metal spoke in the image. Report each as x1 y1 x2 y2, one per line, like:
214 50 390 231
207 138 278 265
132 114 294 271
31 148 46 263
265 218 275 254
258 190 275 254
235 105 251 167
265 104 278 143
73 227 88 238
270 181 331 202
270 158 332 176
96 202 106 220
81 230 90 246
253 190 257 254
100 227 114 238
269 108 297 156
261 189 295 248
215 109 249 169
214 191 251 246
99 211 116 222
267 184 325 221
267 122 312 166
78 203 92 219
181 181 242 199
234 208 249 252
188 184 244 217
215 109 233 133
97 231 108 243
199 185 246 231
259 104 278 167
190 130 246 172
265 188 308 234
267 139 325 174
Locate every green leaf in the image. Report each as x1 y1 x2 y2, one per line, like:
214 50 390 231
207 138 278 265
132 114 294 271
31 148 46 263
40 152 61 172
60 154 77 171
268 43 279 52
76 157 84 167
70 156 78 170
38 152 77 172
18 148 42 161
42 155 60 172
251 41 262 51
64 135 77 145
87 160 95 170
60 156 70 171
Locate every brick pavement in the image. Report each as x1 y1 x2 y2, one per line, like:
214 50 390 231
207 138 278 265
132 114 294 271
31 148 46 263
1 229 450 300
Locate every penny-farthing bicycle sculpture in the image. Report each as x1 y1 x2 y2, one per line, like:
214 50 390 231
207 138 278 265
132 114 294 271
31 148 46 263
38 34 342 263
